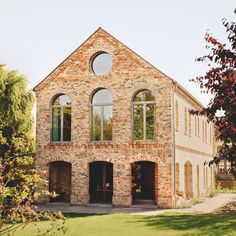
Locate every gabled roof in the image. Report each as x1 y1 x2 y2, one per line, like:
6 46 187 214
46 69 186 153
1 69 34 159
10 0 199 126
33 27 173 91
33 27 205 109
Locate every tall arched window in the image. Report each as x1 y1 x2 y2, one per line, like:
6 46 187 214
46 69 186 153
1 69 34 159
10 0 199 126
132 90 155 141
51 94 71 142
175 100 179 131
184 107 188 135
184 161 193 198
91 89 112 141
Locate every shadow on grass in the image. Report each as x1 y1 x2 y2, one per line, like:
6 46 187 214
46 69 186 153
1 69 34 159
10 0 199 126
63 212 104 218
134 213 236 235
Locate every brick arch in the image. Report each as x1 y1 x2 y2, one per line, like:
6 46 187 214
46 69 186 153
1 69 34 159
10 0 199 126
47 89 75 109
87 156 114 164
129 157 156 164
88 44 115 62
89 87 113 103
46 155 74 166
131 88 156 101
50 93 72 106
88 85 117 102
88 160 113 165
184 161 193 199
130 86 157 102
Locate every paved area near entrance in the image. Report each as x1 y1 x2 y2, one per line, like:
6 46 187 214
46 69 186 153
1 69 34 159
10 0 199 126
38 193 236 216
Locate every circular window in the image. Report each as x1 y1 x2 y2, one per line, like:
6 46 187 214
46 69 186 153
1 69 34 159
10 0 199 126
91 52 112 76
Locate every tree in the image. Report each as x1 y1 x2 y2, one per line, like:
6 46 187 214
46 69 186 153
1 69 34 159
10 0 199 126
191 10 236 170
0 65 66 235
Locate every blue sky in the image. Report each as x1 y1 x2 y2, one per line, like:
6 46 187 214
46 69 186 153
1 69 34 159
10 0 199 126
0 0 235 105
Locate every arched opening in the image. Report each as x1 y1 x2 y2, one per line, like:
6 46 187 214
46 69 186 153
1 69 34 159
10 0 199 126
49 161 72 203
132 90 155 141
89 161 113 204
91 89 112 141
51 94 71 142
184 161 193 199
131 161 155 204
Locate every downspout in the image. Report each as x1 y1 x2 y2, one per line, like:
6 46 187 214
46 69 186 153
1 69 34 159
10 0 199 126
172 82 177 208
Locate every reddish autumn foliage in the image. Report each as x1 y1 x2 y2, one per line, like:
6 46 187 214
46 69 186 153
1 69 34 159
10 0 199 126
192 13 236 170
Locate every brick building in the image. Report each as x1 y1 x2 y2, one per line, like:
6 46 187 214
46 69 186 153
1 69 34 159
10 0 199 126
33 28 215 208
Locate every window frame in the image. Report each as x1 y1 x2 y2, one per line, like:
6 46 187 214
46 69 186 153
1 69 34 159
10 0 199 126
90 89 113 142
50 95 72 143
91 52 112 76
132 91 156 141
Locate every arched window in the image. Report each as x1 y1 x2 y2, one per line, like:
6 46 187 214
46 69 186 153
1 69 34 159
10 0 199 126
184 107 188 135
184 161 193 198
175 100 179 131
51 94 71 142
132 90 155 141
91 89 112 141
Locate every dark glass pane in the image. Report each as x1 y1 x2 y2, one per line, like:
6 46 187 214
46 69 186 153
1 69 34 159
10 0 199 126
52 107 61 141
146 104 155 140
92 106 102 141
92 53 112 76
53 94 71 106
63 107 71 141
134 90 155 102
92 89 112 104
133 104 144 140
103 106 112 141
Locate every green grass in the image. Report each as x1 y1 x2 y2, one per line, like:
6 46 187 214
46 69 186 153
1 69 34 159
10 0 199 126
13 212 236 236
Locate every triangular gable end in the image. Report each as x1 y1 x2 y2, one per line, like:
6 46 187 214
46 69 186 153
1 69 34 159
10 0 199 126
33 27 173 92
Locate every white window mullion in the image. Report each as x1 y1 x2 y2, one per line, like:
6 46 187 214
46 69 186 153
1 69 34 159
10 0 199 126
92 105 95 140
143 104 146 140
101 106 104 141
61 107 64 141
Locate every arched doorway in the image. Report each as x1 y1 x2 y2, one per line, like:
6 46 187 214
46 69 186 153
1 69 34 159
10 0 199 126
49 161 72 203
89 161 113 204
184 161 193 199
131 161 155 204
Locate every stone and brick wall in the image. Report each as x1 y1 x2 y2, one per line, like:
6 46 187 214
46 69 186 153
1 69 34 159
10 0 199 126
34 28 215 208
34 28 175 208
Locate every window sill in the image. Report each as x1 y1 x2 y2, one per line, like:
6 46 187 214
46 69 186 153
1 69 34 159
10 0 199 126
90 141 113 144
49 141 72 146
131 140 157 144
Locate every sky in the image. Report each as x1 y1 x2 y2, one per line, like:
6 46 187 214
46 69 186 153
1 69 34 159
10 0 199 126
0 0 235 106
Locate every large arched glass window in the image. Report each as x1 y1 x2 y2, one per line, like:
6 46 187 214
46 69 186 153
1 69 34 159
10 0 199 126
51 94 71 142
132 90 155 140
91 89 112 141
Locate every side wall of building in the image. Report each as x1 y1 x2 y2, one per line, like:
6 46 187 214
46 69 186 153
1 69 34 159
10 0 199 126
174 91 215 205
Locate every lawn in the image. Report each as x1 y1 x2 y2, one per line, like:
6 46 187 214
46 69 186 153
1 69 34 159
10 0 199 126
13 212 236 236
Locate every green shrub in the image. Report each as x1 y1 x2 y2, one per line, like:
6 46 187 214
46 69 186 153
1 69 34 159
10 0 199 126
215 183 236 193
